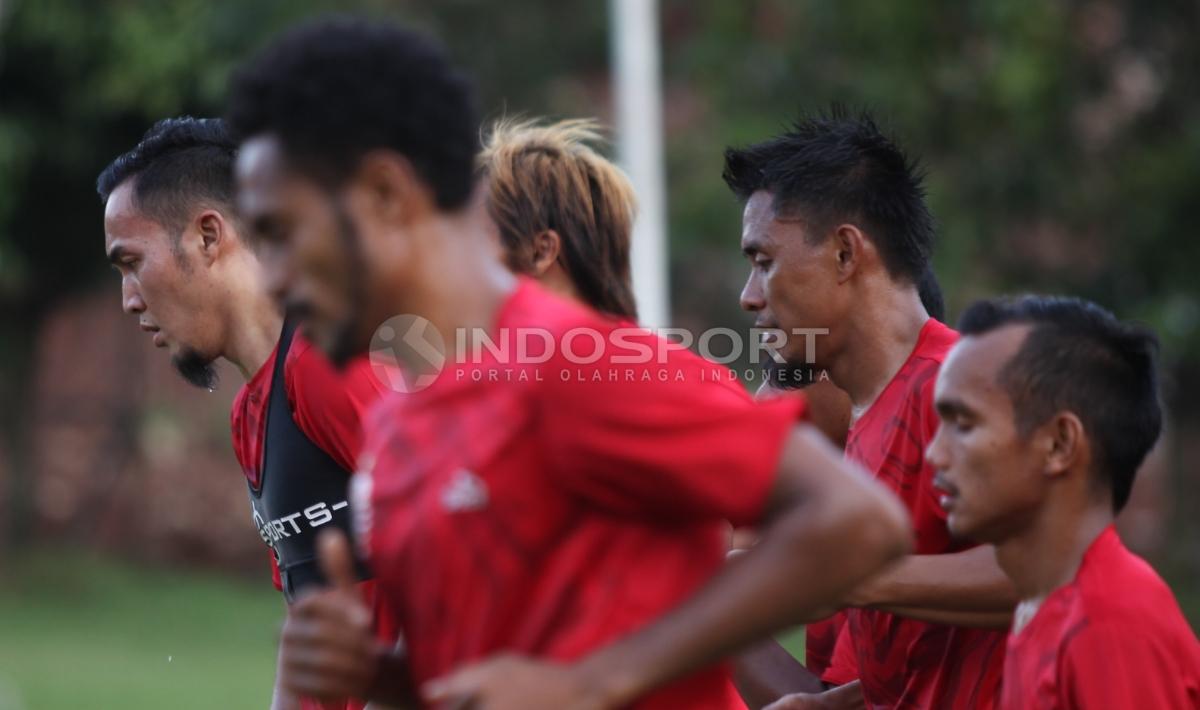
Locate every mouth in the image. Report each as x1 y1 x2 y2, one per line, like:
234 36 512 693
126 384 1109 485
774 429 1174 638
933 474 958 512
140 323 166 348
755 323 784 344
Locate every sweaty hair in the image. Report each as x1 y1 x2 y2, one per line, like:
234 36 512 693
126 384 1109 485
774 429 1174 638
96 117 236 234
722 107 934 283
479 118 638 320
225 16 477 210
958 295 1162 512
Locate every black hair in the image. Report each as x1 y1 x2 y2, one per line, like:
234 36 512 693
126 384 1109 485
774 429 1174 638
96 116 236 233
917 266 946 321
225 15 478 210
723 107 934 283
958 295 1162 512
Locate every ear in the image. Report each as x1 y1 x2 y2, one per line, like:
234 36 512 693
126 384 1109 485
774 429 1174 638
195 210 227 266
351 150 433 229
831 224 869 284
1042 411 1086 479
530 230 563 277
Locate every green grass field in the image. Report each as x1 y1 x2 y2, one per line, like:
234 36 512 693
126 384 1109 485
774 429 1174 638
0 547 805 710
1 547 1193 710
0 548 281 710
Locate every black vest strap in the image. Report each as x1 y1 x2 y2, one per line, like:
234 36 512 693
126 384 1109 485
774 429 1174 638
247 320 368 602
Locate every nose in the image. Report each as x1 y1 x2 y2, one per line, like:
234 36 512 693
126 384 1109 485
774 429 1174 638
925 423 948 472
740 269 765 313
121 277 145 315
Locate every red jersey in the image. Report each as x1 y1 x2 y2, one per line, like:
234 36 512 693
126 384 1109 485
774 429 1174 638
1001 526 1200 709
356 279 807 709
231 331 398 710
826 318 1006 708
806 614 845 678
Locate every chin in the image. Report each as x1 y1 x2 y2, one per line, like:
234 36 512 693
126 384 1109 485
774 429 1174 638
948 513 995 545
318 317 370 369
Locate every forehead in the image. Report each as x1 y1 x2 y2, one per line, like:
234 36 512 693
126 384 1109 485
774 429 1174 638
103 180 170 250
741 190 811 250
937 325 1031 406
235 135 289 193
235 134 329 214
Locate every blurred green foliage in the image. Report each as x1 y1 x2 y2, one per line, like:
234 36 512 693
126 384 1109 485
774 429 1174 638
5 0 1195 377
0 0 1197 573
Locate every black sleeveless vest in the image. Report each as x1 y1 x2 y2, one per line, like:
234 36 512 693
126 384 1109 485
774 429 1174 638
247 320 367 602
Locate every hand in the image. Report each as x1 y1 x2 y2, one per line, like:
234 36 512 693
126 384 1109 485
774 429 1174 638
765 694 826 710
764 681 864 710
423 654 616 710
278 530 379 702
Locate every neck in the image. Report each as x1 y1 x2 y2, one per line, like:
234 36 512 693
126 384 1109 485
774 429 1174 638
391 213 517 348
996 495 1113 604
830 280 928 414
221 260 284 381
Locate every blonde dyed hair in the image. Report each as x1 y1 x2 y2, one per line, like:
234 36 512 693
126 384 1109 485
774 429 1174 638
479 118 638 320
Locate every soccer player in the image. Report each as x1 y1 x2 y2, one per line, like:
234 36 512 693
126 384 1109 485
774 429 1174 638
927 295 1200 709
479 117 638 321
725 111 1013 709
733 267 949 704
226 17 914 709
96 117 396 710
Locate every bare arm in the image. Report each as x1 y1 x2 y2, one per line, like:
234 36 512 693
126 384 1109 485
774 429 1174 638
733 638 825 709
765 681 865 710
846 546 1017 620
425 424 913 708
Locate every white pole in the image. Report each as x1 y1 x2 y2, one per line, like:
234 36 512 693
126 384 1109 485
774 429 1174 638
610 0 670 328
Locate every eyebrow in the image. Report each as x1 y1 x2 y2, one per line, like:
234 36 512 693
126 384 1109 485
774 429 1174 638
741 235 767 258
106 244 129 264
935 397 972 419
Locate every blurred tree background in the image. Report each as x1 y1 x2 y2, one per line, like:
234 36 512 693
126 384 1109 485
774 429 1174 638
0 0 1197 705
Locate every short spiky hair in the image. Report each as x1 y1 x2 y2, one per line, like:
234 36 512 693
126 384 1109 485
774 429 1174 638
958 295 1163 512
96 116 236 232
226 16 478 210
723 108 934 283
479 118 638 320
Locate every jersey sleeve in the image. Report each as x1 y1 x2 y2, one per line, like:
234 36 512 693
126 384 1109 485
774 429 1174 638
1061 621 1190 709
284 336 387 472
540 333 806 528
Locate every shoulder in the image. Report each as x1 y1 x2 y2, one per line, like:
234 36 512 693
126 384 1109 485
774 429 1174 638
282 331 382 400
910 319 958 385
1074 537 1192 638
903 320 959 424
